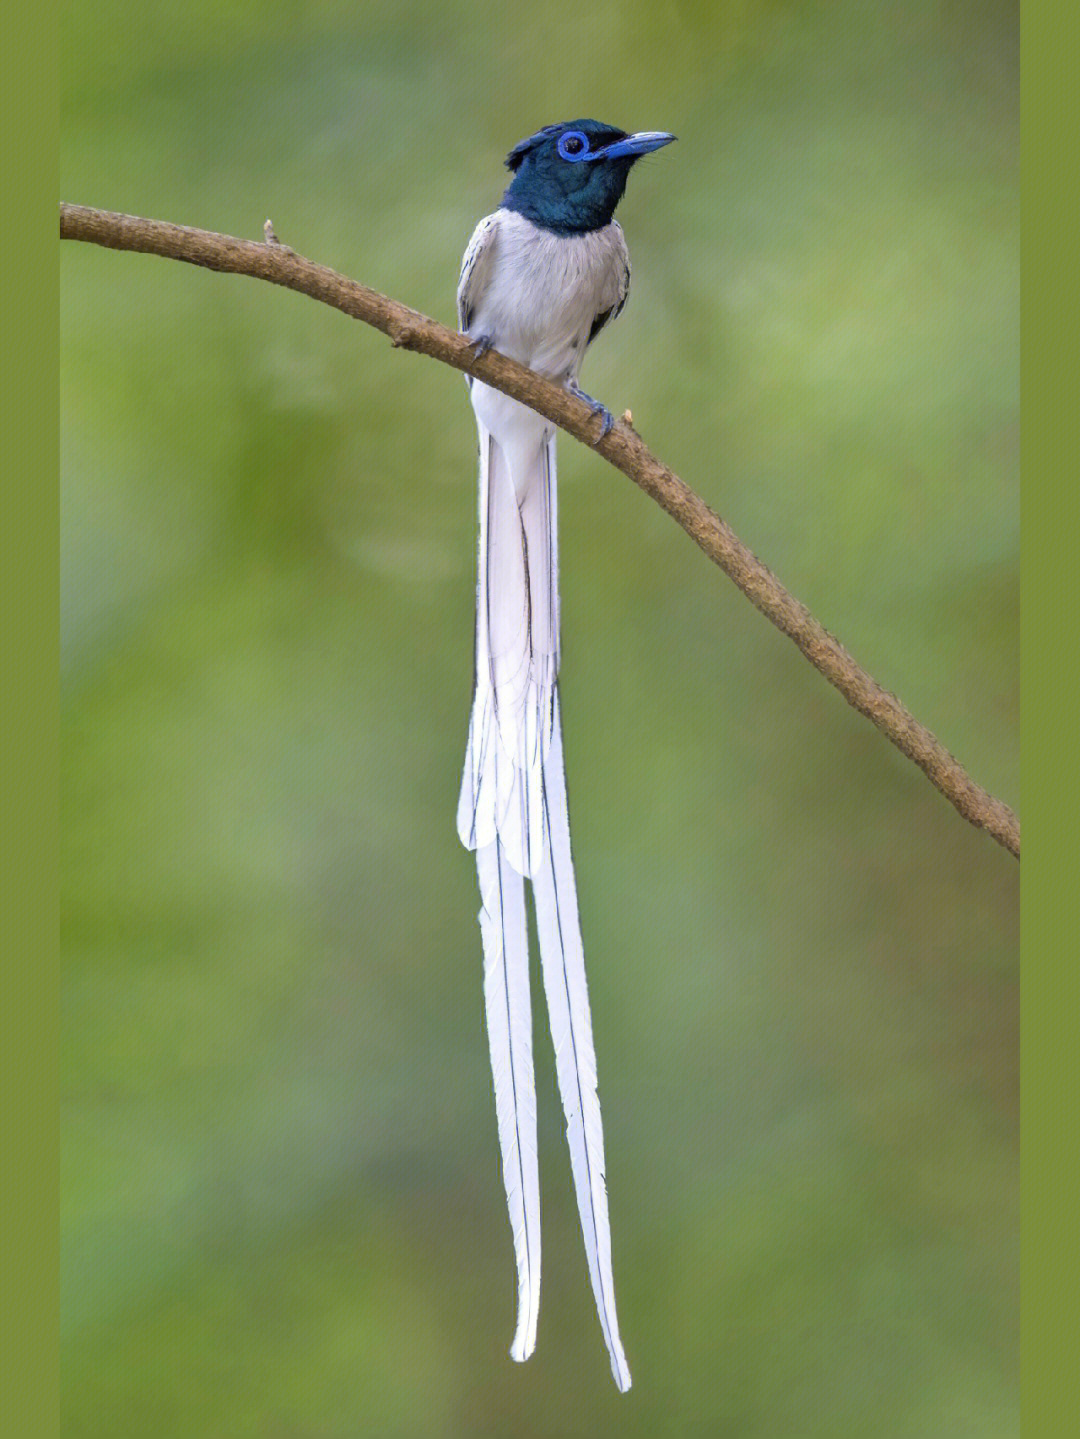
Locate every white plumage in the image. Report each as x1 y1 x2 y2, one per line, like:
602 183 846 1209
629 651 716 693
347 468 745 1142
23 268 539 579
457 207 633 1391
476 836 540 1362
531 692 631 1392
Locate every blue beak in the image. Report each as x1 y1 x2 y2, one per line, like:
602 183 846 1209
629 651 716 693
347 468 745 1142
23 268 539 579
597 131 677 161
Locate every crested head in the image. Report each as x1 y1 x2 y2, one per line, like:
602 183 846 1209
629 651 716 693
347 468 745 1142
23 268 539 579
501 119 675 236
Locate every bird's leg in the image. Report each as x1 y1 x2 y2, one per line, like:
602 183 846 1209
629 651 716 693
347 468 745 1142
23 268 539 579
566 378 615 443
462 334 494 390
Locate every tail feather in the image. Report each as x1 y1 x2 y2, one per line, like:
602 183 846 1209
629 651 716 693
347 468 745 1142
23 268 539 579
533 691 632 1392
461 410 629 1389
476 836 541 1361
457 427 557 877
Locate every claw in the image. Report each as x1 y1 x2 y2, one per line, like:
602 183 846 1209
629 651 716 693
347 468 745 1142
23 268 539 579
568 381 615 444
468 333 494 360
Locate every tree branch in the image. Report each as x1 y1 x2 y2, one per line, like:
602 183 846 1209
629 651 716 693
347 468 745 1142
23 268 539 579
59 202 1019 859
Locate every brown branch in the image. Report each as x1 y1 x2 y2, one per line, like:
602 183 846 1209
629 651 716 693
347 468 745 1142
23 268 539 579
59 202 1019 859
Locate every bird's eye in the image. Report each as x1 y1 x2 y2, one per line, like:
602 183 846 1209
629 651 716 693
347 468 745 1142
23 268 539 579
557 131 590 162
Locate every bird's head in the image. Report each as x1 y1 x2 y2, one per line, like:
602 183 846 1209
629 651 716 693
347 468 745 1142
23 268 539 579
501 119 675 236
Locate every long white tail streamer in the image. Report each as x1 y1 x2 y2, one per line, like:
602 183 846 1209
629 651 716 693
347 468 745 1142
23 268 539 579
460 418 630 1389
532 692 631 1392
476 836 541 1361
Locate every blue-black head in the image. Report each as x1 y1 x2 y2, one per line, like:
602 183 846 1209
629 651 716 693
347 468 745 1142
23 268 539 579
501 119 675 236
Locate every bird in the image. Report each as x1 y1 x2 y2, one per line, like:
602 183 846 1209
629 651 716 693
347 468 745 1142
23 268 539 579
455 119 675 1392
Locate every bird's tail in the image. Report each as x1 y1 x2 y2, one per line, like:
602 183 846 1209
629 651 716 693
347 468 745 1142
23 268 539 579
457 424 558 876
458 421 630 1390
476 834 541 1362
532 689 632 1392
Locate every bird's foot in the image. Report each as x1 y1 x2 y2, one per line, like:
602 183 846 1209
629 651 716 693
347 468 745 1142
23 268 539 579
567 380 615 443
467 333 494 360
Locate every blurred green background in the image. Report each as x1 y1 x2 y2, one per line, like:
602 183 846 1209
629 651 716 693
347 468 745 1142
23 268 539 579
61 1 1018 1434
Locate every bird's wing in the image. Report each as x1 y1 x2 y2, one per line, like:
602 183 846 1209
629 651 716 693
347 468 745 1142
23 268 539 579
587 221 631 347
458 212 502 333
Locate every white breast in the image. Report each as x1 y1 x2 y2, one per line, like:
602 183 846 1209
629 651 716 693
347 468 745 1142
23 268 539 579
469 211 627 382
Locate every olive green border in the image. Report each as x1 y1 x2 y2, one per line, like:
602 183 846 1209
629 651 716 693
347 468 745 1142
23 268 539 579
1023 4 1072 1436
3 5 59 1436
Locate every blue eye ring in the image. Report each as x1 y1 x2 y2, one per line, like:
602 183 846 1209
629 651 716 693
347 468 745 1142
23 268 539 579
557 130 591 162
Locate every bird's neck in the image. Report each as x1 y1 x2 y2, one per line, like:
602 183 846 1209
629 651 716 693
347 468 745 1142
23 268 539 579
500 177 625 237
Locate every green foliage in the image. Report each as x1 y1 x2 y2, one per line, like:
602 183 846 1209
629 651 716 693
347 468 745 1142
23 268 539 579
62 1 1017 1433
